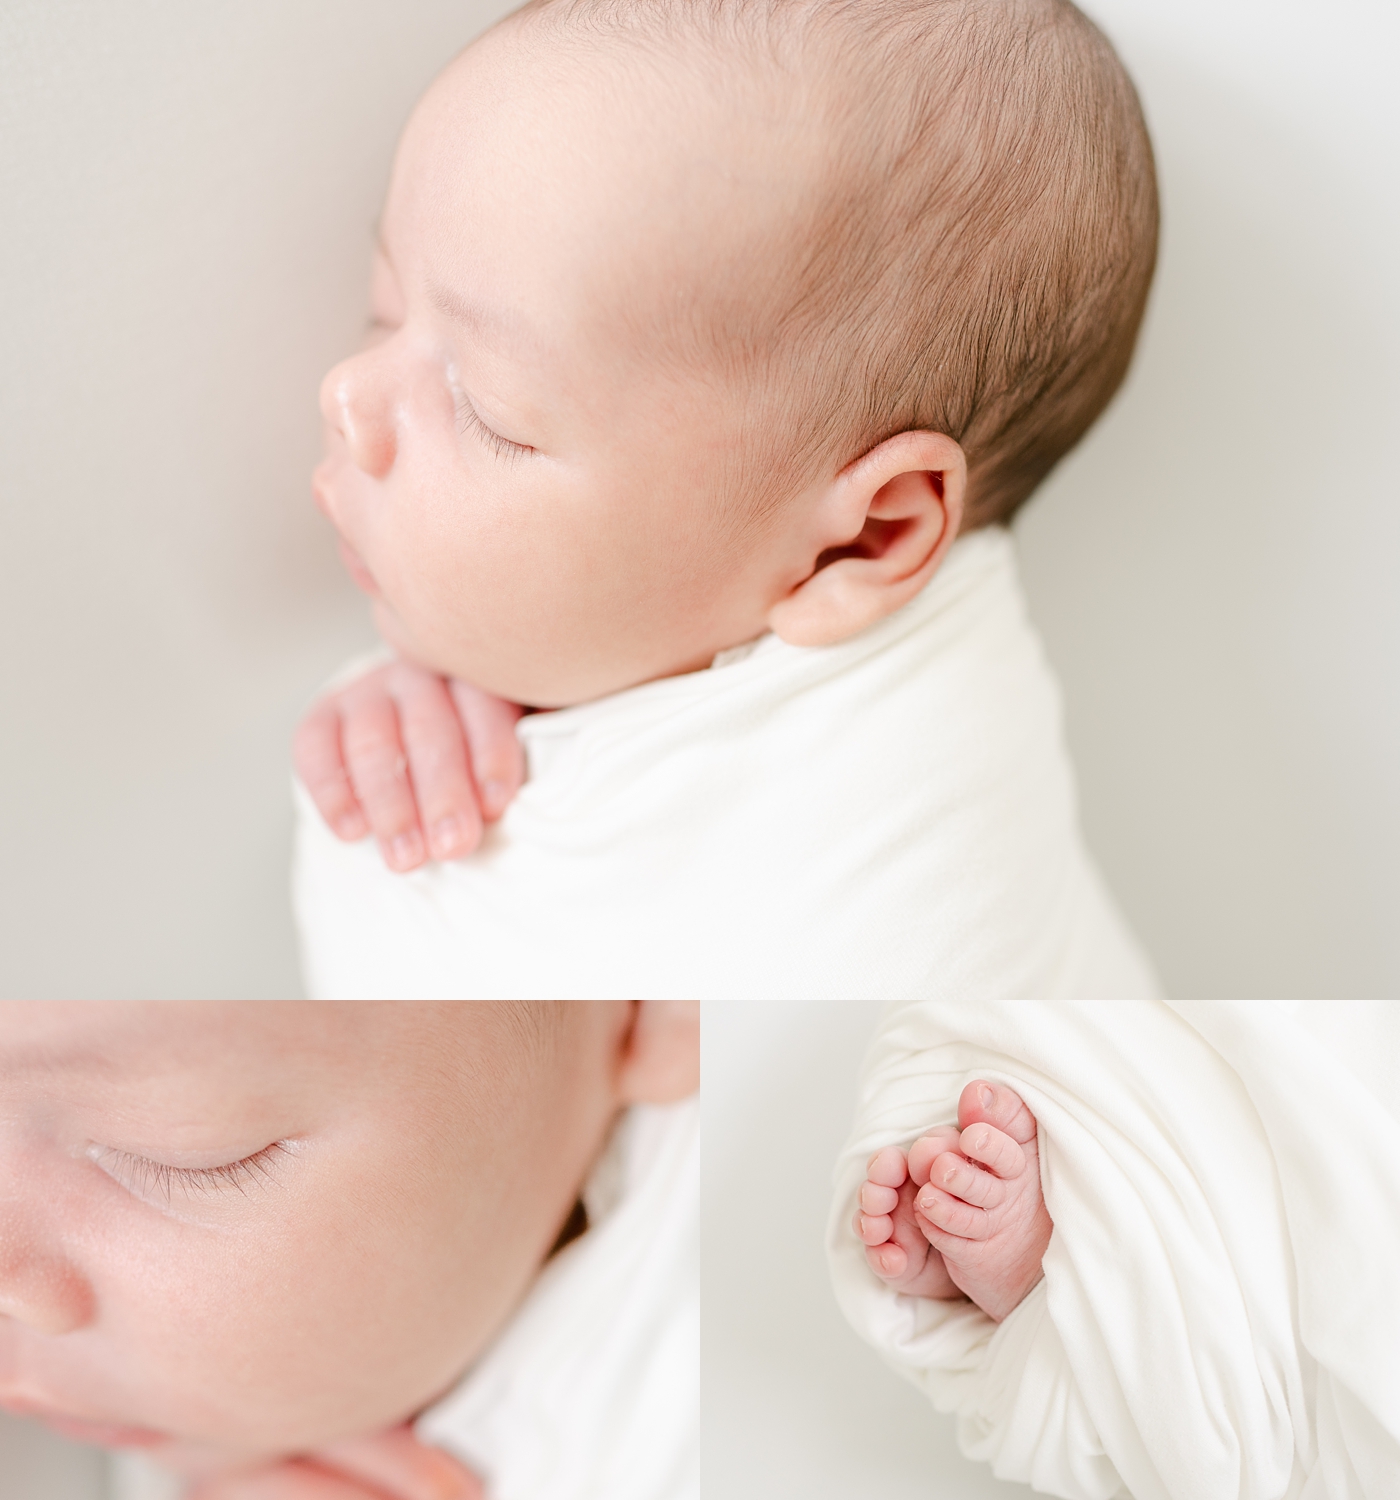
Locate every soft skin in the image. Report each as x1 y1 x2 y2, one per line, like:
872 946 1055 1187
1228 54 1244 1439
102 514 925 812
855 1080 1053 1322
312 15 965 712
0 1001 697 1486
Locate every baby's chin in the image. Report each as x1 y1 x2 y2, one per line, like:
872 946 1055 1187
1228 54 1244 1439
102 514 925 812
370 596 714 708
370 601 457 678
369 599 539 705
136 1430 334 1482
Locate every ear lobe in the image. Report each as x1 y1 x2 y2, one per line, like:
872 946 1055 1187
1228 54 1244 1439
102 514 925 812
616 1002 699 1104
768 431 966 649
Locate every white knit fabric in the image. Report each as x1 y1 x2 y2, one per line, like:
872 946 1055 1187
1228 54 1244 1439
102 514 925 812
416 1098 698 1500
294 528 1154 999
827 1001 1400 1500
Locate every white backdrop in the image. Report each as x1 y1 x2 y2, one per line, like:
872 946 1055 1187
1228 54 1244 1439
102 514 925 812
703 1001 1033 1498
0 1408 106 1500
1 0 1395 997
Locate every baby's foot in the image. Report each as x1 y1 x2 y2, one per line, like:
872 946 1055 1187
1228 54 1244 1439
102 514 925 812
909 1079 1052 1322
854 1131 964 1300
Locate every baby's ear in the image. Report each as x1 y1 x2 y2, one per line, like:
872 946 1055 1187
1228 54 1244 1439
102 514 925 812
617 1001 699 1103
767 430 966 648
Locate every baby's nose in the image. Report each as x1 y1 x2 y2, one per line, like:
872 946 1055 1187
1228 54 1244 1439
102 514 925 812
319 352 397 479
0 1221 94 1335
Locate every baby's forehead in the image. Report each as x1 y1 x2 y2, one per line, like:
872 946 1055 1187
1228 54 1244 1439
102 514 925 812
0 1002 545 1093
398 21 835 379
0 1004 352 1132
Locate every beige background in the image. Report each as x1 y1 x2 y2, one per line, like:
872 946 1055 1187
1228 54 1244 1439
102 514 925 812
1 0 1396 999
703 1001 1037 1499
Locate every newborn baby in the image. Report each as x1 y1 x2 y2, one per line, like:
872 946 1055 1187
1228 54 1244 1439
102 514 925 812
0 1001 698 1500
292 0 1160 1000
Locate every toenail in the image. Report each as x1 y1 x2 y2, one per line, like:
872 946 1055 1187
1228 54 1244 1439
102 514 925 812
980 1086 994 1109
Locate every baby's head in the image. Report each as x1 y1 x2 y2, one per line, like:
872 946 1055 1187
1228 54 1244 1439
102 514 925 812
314 0 1156 706
0 1001 696 1476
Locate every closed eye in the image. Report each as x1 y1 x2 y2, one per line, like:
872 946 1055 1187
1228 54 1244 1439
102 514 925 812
90 1141 291 1206
453 389 534 462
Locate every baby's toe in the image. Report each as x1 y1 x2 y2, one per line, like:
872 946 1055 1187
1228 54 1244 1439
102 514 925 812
866 1238 909 1280
915 1182 992 1240
907 1127 961 1187
860 1181 900 1216
854 1208 895 1245
928 1150 1007 1208
866 1145 910 1189
957 1079 1038 1146
956 1122 1025 1182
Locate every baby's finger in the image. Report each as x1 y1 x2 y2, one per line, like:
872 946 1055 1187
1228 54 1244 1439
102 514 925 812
314 1424 483 1500
387 669 484 862
187 1458 386 1500
292 703 368 842
927 1150 1007 1210
339 687 425 872
448 679 526 823
915 1181 992 1240
956 1122 1025 1181
864 1146 909 1190
908 1128 962 1187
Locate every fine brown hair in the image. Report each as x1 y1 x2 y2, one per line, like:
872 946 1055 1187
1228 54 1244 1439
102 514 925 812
528 0 1159 526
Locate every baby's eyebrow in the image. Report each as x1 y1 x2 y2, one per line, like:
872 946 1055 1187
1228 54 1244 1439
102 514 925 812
426 280 533 352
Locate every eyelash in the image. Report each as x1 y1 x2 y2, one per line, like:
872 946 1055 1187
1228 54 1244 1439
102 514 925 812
95 1142 290 1206
454 391 532 462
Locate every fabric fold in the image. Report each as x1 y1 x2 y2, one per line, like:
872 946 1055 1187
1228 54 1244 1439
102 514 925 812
295 528 1154 999
827 1001 1400 1500
417 1097 698 1500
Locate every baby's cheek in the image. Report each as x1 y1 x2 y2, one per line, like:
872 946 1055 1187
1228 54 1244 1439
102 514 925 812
91 1196 417 1453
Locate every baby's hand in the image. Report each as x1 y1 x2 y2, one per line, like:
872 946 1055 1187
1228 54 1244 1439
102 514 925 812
184 1424 482 1500
294 660 525 872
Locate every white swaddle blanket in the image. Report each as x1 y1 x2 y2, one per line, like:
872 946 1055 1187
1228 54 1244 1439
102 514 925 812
294 528 1154 999
827 1001 1400 1500
417 1097 698 1500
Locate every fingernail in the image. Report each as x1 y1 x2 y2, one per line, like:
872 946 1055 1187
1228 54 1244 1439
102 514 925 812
432 816 466 854
980 1086 995 1110
335 813 366 840
390 830 423 867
